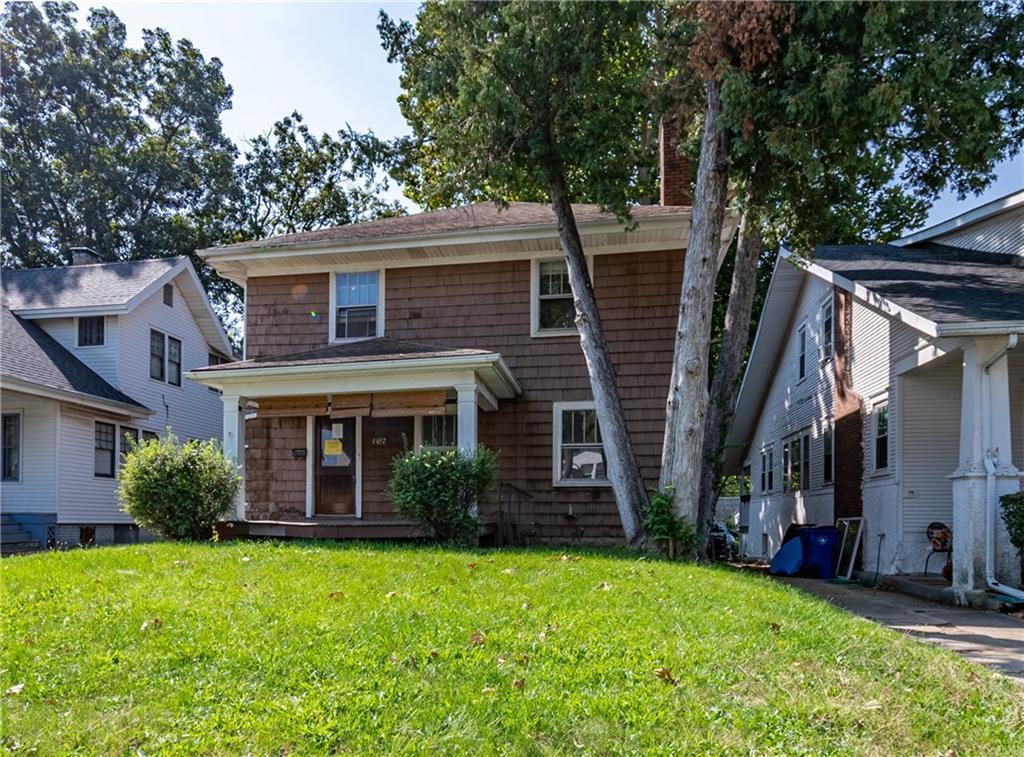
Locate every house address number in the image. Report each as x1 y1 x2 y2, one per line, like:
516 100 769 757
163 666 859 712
371 436 388 446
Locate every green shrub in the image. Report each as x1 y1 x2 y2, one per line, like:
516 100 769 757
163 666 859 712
119 432 241 541
1000 491 1024 584
386 446 497 544
642 487 697 560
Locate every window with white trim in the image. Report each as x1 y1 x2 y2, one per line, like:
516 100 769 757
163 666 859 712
334 271 380 340
168 337 182 387
77 316 104 347
874 402 889 471
760 447 774 492
822 421 834 484
150 329 166 381
95 422 116 478
120 426 139 463
783 432 810 493
797 326 807 380
2 412 21 482
821 299 834 360
419 406 458 449
553 402 607 485
534 258 575 334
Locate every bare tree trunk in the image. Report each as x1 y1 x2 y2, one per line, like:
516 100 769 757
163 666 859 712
697 206 763 555
547 174 651 548
660 79 730 547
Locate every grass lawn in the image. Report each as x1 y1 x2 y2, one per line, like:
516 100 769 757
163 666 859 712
2 542 1022 754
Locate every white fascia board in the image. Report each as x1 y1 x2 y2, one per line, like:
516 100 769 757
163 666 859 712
892 189 1024 247
784 249 940 338
1 375 151 418
935 321 1024 337
13 303 131 319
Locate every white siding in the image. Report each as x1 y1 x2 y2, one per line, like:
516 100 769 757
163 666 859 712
930 205 1024 256
57 406 133 524
37 315 120 387
116 275 223 442
0 390 58 514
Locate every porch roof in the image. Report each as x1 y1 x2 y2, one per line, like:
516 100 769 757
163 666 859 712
187 337 521 399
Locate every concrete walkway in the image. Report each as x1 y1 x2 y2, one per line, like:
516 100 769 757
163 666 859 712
779 577 1024 682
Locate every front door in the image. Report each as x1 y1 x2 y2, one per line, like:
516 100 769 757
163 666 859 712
315 417 357 515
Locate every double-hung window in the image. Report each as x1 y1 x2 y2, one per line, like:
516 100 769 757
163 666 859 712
783 432 810 493
533 258 575 335
874 402 889 471
822 421 834 484
760 447 774 492
419 406 458 450
163 283 174 307
821 299 834 360
553 402 608 485
120 427 139 462
95 422 116 478
150 329 166 381
2 412 21 482
334 271 380 340
168 337 182 387
77 316 104 347
797 326 807 380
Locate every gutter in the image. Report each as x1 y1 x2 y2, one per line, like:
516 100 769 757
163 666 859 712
981 333 1024 601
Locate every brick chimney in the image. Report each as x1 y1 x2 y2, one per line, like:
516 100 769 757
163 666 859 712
69 247 101 266
659 117 692 206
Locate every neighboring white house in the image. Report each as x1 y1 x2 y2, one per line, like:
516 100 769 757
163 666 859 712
725 191 1024 601
1 251 233 551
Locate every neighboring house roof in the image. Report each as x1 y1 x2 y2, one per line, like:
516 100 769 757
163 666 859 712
810 243 1024 326
1 306 149 416
2 256 233 357
202 202 691 255
192 337 496 373
892 189 1024 250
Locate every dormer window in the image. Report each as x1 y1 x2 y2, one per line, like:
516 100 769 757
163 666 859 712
77 316 104 347
332 271 382 341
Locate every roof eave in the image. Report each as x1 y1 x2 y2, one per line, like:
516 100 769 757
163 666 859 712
893 189 1024 247
1 374 151 418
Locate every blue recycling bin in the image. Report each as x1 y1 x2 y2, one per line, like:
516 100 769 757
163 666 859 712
800 526 839 579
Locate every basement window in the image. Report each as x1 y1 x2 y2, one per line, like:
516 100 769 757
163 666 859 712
553 402 608 486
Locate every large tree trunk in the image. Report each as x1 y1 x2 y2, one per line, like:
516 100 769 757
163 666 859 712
660 78 730 545
547 174 650 548
696 206 763 553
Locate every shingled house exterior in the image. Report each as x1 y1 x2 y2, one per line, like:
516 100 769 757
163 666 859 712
190 199 735 544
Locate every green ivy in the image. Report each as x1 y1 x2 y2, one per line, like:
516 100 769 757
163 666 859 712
642 488 697 560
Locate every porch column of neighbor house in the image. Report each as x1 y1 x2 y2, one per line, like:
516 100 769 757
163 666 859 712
222 395 247 521
455 383 478 454
950 337 1020 596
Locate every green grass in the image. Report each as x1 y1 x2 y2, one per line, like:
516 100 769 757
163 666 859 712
2 542 1022 755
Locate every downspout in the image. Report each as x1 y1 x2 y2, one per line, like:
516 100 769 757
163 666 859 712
981 334 1024 600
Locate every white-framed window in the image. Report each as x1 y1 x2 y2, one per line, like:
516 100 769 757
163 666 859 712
331 270 383 341
822 420 834 485
873 401 889 471
552 401 609 486
2 411 22 483
149 330 182 387
168 336 182 387
414 405 458 450
797 325 807 380
77 316 105 347
783 431 810 493
821 298 834 361
531 258 576 337
760 446 774 492
120 426 139 464
94 421 116 478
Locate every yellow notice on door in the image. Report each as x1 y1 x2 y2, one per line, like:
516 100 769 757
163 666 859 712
324 438 343 456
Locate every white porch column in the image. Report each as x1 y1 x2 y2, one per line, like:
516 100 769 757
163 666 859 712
950 338 1020 595
222 395 247 520
455 383 478 453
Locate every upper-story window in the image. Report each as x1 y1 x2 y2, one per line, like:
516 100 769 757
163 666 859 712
78 316 104 347
532 258 576 336
333 271 382 341
163 283 174 307
797 326 807 380
874 402 889 471
150 330 182 387
150 330 166 381
553 402 608 486
821 298 834 361
168 337 182 387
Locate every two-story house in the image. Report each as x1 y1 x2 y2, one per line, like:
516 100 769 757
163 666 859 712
189 152 734 543
725 191 1024 601
1 251 234 551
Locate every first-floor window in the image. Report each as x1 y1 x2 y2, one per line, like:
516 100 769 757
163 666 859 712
421 409 457 449
150 329 166 381
554 403 607 484
783 433 811 492
168 337 182 386
95 422 116 478
874 402 889 471
142 430 159 442
2 412 21 482
760 447 774 492
822 422 834 484
121 426 139 462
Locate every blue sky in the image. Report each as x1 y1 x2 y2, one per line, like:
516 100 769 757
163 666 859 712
103 1 1022 232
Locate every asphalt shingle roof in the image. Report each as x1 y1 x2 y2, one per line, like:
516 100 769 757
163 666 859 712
811 243 1024 325
2 257 181 312
193 337 496 373
201 202 689 255
1 306 147 409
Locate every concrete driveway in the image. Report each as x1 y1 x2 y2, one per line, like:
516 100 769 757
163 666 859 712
778 577 1024 682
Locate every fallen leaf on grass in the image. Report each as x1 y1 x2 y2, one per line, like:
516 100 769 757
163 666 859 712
502 568 514 574
654 666 679 686
482 686 496 694
467 562 477 570
429 650 440 660
140 618 163 632
5 683 24 695
521 602 532 611
470 631 486 647
863 700 882 710
768 622 781 633
597 581 612 591
327 591 345 600
513 678 525 690
385 591 397 598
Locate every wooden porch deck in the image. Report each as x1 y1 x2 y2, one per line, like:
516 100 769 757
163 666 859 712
215 517 430 541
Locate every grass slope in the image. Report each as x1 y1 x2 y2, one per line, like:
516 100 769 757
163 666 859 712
2 541 1022 754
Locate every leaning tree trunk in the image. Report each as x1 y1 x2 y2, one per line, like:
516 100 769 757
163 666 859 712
660 78 731 550
696 206 763 554
547 173 650 548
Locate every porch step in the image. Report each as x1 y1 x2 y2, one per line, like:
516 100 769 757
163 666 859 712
216 518 429 542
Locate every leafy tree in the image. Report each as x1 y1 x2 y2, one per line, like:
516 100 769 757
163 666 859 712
660 0 1024 550
379 0 660 546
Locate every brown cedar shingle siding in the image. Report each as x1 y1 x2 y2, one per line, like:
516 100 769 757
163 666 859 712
242 249 682 542
245 416 307 518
